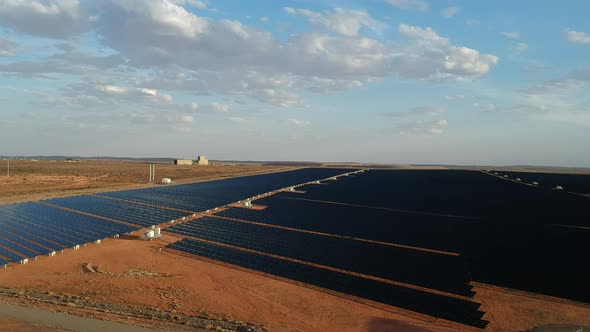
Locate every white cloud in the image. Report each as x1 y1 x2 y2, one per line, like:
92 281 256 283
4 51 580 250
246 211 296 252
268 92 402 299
0 37 17 57
473 102 496 111
171 0 207 10
102 0 209 41
0 0 90 38
284 7 385 37
386 106 444 117
97 84 127 94
441 7 460 18
259 16 269 22
258 89 305 107
502 32 520 39
501 77 590 126
385 0 428 12
512 93 590 126
398 24 449 46
396 119 448 135
136 87 173 103
564 29 590 45
179 114 193 123
396 24 499 80
137 88 158 96
465 19 479 26
207 102 230 113
287 118 310 127
227 116 248 124
0 0 500 114
513 42 528 54
522 79 584 95
445 94 465 101
443 47 499 77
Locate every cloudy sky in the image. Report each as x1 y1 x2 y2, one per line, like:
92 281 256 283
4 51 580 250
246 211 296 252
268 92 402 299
0 0 589 166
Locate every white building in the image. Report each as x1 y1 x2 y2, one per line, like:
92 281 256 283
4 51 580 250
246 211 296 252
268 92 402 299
197 155 209 165
174 159 193 166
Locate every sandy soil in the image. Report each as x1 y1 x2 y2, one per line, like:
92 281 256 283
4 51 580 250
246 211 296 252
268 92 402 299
0 234 588 332
0 160 288 205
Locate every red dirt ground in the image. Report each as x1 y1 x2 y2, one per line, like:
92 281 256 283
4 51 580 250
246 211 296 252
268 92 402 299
0 160 289 205
0 234 588 332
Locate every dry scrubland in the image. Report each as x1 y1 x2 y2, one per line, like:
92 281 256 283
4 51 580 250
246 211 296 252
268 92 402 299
0 160 288 204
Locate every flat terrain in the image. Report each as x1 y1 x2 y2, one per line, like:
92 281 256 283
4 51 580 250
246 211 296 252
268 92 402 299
2 166 590 331
0 302 155 332
0 160 289 204
0 235 588 332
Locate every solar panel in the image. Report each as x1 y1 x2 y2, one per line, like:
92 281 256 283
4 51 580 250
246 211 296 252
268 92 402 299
166 216 474 296
97 168 351 212
168 239 488 328
45 195 189 228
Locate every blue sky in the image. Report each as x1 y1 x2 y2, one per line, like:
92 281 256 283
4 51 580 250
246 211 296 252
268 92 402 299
0 0 589 166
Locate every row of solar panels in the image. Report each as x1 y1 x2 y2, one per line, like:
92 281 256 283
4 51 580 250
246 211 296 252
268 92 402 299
45 195 190 228
95 168 351 212
216 195 473 253
166 216 474 296
0 168 354 267
167 238 488 328
0 202 137 266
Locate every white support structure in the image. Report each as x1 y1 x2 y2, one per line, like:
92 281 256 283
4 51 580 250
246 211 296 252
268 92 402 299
144 227 162 240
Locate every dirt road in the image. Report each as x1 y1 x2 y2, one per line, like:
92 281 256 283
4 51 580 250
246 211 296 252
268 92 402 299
0 302 155 332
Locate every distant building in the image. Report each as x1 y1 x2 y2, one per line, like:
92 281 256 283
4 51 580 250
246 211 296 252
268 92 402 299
196 155 209 165
174 159 193 166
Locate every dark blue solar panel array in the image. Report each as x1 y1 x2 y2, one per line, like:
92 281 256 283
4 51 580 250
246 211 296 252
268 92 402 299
490 170 590 195
168 239 488 328
45 195 191 228
224 169 590 303
97 168 350 212
0 202 136 263
217 195 474 253
166 216 473 296
0 168 352 267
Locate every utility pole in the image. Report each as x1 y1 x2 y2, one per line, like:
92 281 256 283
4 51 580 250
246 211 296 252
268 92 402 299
148 163 155 183
6 158 9 177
